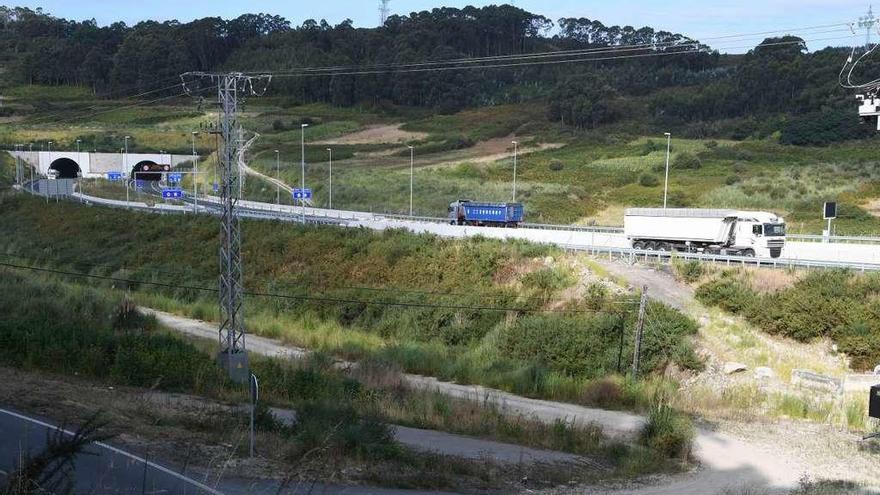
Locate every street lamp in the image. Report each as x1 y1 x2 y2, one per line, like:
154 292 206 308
124 136 131 208
301 123 308 224
274 149 280 205
663 132 671 209
326 148 333 209
47 141 53 153
511 141 518 202
192 131 199 212
408 145 414 216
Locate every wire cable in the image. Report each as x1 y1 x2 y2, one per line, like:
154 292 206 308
0 260 628 315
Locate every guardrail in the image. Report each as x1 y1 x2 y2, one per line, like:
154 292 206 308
21 187 880 272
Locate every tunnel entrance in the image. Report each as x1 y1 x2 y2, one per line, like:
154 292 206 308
49 158 81 179
132 161 170 181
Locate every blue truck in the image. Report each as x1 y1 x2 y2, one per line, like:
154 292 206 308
448 200 524 227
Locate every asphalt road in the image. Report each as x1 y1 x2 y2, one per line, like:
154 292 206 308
0 407 223 494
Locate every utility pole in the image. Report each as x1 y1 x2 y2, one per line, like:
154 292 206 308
379 0 391 25
663 132 671 208
408 145 414 216
192 131 199 213
859 6 876 49
511 140 518 202
326 147 333 209
301 123 308 224
124 136 130 208
631 285 648 378
181 71 271 383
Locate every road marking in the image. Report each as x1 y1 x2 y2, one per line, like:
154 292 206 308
0 407 226 495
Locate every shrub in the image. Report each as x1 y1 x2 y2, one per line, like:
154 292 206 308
640 403 693 460
724 175 740 185
694 276 758 314
272 119 287 131
548 159 564 172
705 140 718 149
639 173 660 187
673 152 702 169
671 258 704 283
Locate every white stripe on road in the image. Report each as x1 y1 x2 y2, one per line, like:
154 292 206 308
0 407 226 495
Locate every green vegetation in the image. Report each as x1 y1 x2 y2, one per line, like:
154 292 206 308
695 269 880 370
0 195 700 411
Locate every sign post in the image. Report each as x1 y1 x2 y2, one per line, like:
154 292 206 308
823 201 837 242
292 188 312 224
249 373 259 458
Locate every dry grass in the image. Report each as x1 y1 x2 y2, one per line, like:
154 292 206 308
741 267 804 294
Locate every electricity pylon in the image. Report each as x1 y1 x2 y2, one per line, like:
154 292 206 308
181 72 271 383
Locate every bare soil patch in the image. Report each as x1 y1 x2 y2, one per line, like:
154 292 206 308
314 124 428 145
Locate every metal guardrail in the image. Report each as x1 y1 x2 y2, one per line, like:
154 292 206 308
21 187 880 272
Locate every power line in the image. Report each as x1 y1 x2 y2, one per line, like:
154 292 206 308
247 24 851 77
263 35 852 80
0 260 632 315
24 81 188 126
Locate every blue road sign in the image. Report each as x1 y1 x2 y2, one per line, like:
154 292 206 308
292 188 312 200
135 179 145 190
213 183 219 193
162 188 184 199
107 171 123 181
168 173 183 183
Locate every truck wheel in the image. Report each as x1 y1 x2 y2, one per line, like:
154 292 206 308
645 241 656 251
656 243 669 252
742 249 755 257
633 240 645 250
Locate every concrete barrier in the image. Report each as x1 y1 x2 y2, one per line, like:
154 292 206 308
842 373 880 393
791 369 842 393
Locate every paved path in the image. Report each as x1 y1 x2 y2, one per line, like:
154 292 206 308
143 308 807 494
143 308 645 440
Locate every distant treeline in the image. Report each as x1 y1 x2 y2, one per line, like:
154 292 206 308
1 5 877 143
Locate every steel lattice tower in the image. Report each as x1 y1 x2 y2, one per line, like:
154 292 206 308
181 72 271 383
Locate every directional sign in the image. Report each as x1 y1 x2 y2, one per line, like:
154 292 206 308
106 171 123 182
292 188 312 200
213 182 219 193
162 188 184 199
167 173 183 183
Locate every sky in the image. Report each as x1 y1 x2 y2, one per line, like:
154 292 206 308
9 0 877 52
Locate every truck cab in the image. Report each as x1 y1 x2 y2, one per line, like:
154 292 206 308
731 211 786 258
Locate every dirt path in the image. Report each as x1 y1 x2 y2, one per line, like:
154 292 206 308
141 308 645 440
312 124 428 145
593 259 695 311
142 308 811 494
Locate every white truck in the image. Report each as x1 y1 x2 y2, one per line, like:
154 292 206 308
624 208 786 258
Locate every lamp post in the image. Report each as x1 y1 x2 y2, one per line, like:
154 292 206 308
274 149 280 205
511 140 518 202
124 136 130 208
326 147 333 209
192 131 199 212
663 132 671 209
29 143 33 192
408 145 414 216
301 123 308 224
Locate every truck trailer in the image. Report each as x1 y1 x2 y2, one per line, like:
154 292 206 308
448 200 524 227
624 208 785 258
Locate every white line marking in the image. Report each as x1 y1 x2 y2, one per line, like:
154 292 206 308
0 407 226 495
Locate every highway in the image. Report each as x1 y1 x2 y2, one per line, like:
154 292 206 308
19 180 880 270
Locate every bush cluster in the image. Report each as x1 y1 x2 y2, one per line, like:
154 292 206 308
639 173 660 187
695 270 880 370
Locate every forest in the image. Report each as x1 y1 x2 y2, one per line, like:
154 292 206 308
1 4 877 144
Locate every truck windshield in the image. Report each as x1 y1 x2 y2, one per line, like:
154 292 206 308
764 223 786 236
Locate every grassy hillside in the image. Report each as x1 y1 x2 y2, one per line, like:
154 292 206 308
0 194 698 410
6 83 880 233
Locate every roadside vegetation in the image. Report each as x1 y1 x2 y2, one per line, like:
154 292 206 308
0 194 701 413
0 267 693 488
694 268 880 370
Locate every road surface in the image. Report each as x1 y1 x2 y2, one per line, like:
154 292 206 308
144 308 807 495
0 407 223 494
